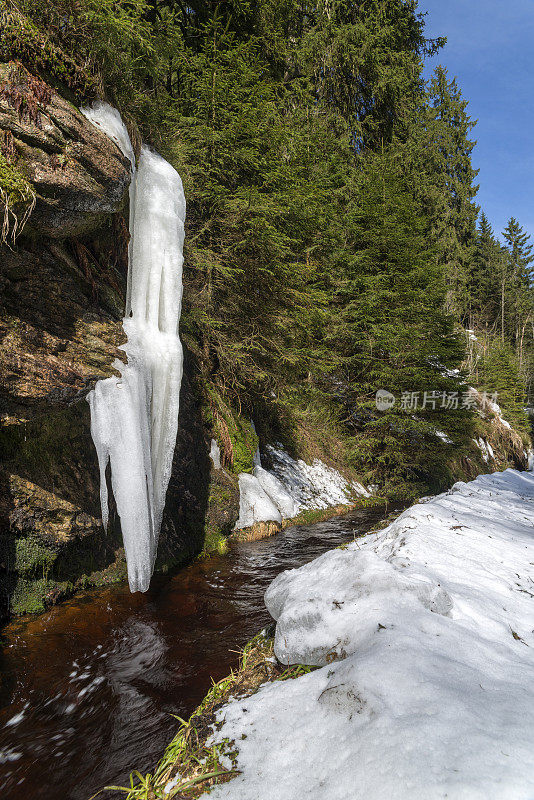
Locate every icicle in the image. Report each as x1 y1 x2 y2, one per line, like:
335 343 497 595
82 104 185 593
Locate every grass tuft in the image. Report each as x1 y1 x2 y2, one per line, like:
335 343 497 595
100 630 317 799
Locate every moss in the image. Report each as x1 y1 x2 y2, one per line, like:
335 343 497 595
0 150 36 241
0 151 33 206
201 526 229 555
206 389 259 474
10 578 50 614
9 576 73 615
0 8 96 97
15 536 56 577
199 469 239 556
3 545 131 619
228 415 258 474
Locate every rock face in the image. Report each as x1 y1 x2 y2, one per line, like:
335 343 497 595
0 66 135 619
0 67 237 620
0 62 131 238
1 241 126 420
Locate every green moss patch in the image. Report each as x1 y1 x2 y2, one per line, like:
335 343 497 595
15 535 56 577
0 8 95 96
206 391 259 474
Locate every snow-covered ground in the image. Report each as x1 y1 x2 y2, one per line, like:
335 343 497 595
204 469 534 799
234 444 370 530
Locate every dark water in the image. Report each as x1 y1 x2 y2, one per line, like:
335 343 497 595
0 507 388 800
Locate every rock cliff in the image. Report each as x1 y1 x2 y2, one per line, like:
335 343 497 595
0 63 235 619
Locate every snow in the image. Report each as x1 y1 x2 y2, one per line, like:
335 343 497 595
82 104 185 593
234 444 369 529
475 437 494 463
435 429 453 444
204 469 534 799
253 466 300 519
235 473 282 529
266 445 370 510
210 439 221 470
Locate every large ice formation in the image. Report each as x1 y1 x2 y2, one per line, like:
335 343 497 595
82 103 185 592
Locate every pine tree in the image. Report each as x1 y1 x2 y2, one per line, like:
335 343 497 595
502 218 534 368
296 0 443 148
468 212 505 329
477 339 529 434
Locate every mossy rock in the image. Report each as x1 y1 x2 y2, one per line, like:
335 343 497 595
0 150 35 206
206 391 259 474
0 5 96 97
15 535 56 577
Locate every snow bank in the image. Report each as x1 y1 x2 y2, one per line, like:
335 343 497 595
235 474 282 529
253 466 300 519
266 445 370 509
205 469 534 799
234 444 369 529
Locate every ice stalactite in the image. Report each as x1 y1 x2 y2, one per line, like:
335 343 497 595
81 103 185 593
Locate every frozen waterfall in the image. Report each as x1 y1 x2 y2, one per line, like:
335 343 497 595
82 103 185 593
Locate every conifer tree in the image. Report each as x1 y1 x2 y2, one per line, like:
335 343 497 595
502 218 534 367
327 147 470 497
468 212 505 329
426 66 479 318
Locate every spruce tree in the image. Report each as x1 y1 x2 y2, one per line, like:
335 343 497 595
469 212 505 329
502 218 534 367
426 66 479 318
327 147 470 497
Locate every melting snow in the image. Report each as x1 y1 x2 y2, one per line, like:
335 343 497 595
266 446 370 510
234 444 369 529
235 473 282 529
475 437 495 463
205 469 534 799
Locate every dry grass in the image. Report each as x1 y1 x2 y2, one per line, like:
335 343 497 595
229 519 282 542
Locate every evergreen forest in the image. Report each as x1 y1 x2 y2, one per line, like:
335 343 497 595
2 0 533 498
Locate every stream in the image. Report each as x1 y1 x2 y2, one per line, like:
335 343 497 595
0 506 390 800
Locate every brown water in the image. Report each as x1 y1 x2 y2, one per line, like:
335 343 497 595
0 507 389 800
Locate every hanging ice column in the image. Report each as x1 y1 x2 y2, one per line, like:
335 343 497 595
82 103 186 593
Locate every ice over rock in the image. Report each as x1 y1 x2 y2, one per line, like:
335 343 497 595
81 102 185 593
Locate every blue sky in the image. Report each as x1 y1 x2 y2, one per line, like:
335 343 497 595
419 0 534 242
